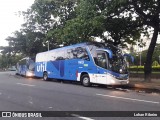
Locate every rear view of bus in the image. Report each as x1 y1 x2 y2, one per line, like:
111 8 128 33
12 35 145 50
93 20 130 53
16 57 35 77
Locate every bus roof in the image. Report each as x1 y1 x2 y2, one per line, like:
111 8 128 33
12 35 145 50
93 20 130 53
36 42 120 55
37 42 87 55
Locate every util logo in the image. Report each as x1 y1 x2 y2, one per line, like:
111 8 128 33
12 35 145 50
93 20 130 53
37 62 47 72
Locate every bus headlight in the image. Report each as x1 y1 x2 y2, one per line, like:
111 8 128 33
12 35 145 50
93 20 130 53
110 79 115 84
26 72 34 77
119 69 123 73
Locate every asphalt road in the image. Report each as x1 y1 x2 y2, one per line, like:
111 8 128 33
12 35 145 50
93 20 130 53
0 71 160 120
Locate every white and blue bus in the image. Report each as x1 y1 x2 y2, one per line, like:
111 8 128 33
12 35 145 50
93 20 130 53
16 57 35 77
35 42 130 86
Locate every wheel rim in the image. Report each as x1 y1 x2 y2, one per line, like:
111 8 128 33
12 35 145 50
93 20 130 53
44 74 47 80
83 77 89 84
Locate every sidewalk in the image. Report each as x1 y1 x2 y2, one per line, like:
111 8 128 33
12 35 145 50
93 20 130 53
128 78 160 90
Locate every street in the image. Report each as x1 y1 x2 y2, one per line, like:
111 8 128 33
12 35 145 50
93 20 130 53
0 71 160 120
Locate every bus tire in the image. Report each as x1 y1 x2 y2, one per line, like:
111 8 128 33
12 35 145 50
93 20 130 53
81 74 90 87
43 72 48 81
24 72 27 77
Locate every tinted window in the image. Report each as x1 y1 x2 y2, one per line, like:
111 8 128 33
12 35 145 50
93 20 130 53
55 50 65 60
19 59 26 65
96 52 108 69
66 47 89 60
76 47 89 60
29 59 35 71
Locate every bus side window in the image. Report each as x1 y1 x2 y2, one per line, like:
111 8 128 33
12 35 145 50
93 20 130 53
67 49 74 59
97 53 107 69
76 47 90 61
55 51 65 60
66 48 89 60
52 52 57 61
56 57 64 60
72 48 78 59
66 49 70 59
83 48 90 61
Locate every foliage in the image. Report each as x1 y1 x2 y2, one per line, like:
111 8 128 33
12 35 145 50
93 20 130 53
130 43 160 66
52 0 106 45
129 66 160 72
0 55 8 69
152 61 159 66
51 0 142 46
4 31 46 57
22 0 78 46
106 0 160 82
0 0 149 54
0 54 23 69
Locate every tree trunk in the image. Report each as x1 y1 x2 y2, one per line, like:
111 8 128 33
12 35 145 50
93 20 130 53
144 27 159 82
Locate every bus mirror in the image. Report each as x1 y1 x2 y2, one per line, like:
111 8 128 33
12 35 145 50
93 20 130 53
124 54 134 63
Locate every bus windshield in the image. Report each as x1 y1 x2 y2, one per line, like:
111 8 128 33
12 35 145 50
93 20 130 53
108 50 128 74
28 59 35 71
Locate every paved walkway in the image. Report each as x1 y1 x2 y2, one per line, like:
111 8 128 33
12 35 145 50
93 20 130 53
129 78 160 90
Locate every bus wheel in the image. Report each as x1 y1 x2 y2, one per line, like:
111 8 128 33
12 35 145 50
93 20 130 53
43 72 48 81
81 74 90 87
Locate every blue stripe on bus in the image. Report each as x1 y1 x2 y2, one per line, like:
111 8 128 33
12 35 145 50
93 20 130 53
51 60 65 77
51 61 60 71
60 61 64 77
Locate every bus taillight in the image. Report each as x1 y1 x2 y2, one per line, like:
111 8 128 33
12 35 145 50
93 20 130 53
76 70 78 77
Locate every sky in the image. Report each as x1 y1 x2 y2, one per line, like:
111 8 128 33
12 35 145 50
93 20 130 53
0 0 159 47
0 0 35 46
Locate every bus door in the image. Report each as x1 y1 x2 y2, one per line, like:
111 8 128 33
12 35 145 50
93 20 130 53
95 49 112 84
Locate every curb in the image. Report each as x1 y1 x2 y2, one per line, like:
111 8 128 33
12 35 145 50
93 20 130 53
128 83 160 91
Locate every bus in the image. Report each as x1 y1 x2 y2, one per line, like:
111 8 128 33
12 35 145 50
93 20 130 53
16 57 35 77
35 42 131 86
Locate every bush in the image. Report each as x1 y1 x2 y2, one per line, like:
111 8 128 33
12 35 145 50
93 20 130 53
152 66 160 72
129 66 160 72
129 66 144 71
152 61 159 66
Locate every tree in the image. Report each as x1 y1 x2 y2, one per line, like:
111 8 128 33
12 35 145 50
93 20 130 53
0 50 23 69
51 0 142 47
22 0 78 46
106 0 160 82
1 0 78 56
19 0 144 50
52 0 105 45
0 54 8 69
0 30 46 57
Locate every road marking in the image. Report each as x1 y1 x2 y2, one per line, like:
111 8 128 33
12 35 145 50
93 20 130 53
16 83 35 87
71 114 94 120
96 94 160 104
